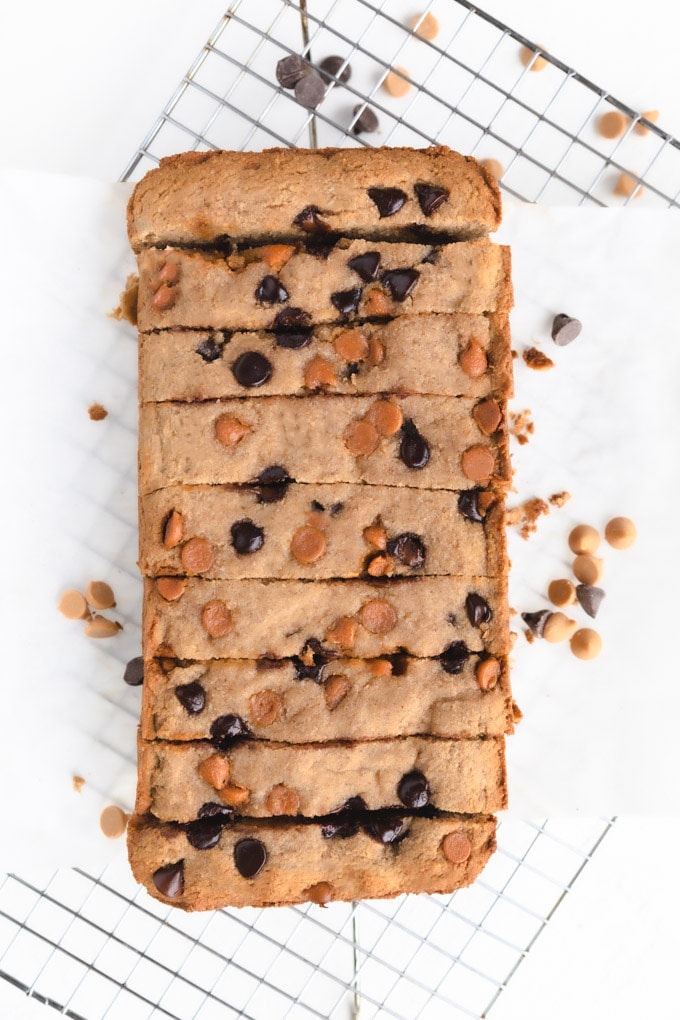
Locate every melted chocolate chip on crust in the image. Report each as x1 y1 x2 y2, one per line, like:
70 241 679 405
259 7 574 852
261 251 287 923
466 593 493 627
186 817 223 850
382 268 420 302
210 714 250 748
195 336 227 363
275 330 312 349
397 770 430 809
292 639 335 683
386 533 426 568
367 187 408 218
458 489 484 523
231 351 272 388
294 205 330 232
399 419 430 469
347 251 381 282
230 519 265 554
273 308 312 345
198 802 234 820
234 838 267 877
322 817 359 839
174 681 206 714
439 641 470 674
249 466 292 503
255 275 289 305
152 861 184 898
363 815 408 845
414 183 449 216
331 287 362 317
386 651 409 676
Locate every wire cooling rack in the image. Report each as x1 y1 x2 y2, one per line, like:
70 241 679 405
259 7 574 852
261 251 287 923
2 0 677 1017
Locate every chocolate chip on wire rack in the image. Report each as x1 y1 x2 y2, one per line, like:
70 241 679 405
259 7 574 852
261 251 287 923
295 72 326 109
276 54 308 88
318 55 351 84
352 104 379 134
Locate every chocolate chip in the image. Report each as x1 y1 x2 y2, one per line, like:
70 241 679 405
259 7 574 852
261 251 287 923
386 651 409 676
292 639 334 683
551 313 582 346
386 533 426 568
363 815 407 845
342 795 368 812
231 519 265 554
575 584 606 619
318 55 351 84
275 330 312 350
255 275 289 305
295 72 326 109
322 818 359 839
152 861 184 898
250 466 291 504
195 336 226 363
234 838 267 877
174 681 206 714
311 499 325 513
276 54 309 88
367 187 408 218
397 770 430 809
521 610 551 637
347 252 381 282
186 817 223 850
458 489 484 523
123 656 144 686
439 641 470 674
422 247 439 264
305 235 339 258
352 104 379 134
198 802 234 820
466 593 492 627
382 268 420 302
330 502 344 516
231 352 272 388
273 309 313 345
293 206 329 233
399 419 430 470
331 287 362 317
414 183 449 216
210 714 249 748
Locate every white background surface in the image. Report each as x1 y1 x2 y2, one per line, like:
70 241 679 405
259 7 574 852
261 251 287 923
0 1 679 1018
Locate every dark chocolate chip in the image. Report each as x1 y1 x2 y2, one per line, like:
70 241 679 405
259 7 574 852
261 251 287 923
575 584 606 619
363 815 408 845
212 235 233 252
466 593 492 627
234 838 267 878
352 104 379 134
397 770 430 809
305 235 339 258
551 313 582 346
250 466 291 504
123 656 144 687
322 818 359 839
330 502 344 516
311 500 325 513
342 796 368 812
275 330 312 350
210 714 250 748
331 287 362 317
422 247 439 264
295 72 326 109
230 519 265 554
198 802 234 821
273 308 313 338
255 275 289 305
458 489 484 523
386 651 409 676
174 681 206 715
399 418 430 470
439 641 470 675
152 861 184 898
293 206 330 233
347 251 381 282
276 54 309 88
195 336 226 363
292 639 334 683
521 610 551 637
414 182 449 216
386 533 426 568
318 55 351 84
367 187 408 218
186 817 223 850
231 351 272 388
382 268 420 302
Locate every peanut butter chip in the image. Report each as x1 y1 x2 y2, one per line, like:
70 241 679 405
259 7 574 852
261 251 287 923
367 399 403 437
201 600 234 638
260 244 295 273
326 616 357 648
634 109 659 136
343 419 380 456
265 784 300 815
181 537 214 574
158 262 181 285
442 831 472 864
367 336 386 365
305 881 334 906
364 290 390 317
459 340 487 378
99 805 128 839
334 330 369 362
151 285 177 311
85 580 116 611
367 554 393 577
520 45 548 71
369 658 392 676
614 172 643 199
291 525 327 564
570 628 602 660
480 158 503 180
363 523 387 549
219 783 250 808
472 399 502 436
461 445 495 482
359 599 397 634
383 66 412 97
163 510 184 549
215 414 249 447
604 516 637 550
568 524 600 554
249 689 282 726
543 612 578 644
410 11 439 40
85 615 122 639
58 589 90 620
197 753 230 790
304 356 338 389
598 110 628 139
475 657 501 692
156 577 186 602
548 578 576 608
573 554 604 586
324 674 351 710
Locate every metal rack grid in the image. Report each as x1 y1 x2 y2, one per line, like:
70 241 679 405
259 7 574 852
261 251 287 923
1 0 674 1016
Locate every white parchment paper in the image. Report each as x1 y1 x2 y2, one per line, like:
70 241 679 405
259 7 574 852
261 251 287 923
0 168 678 869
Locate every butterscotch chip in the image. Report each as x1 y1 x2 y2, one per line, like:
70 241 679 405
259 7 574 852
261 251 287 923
151 284 177 311
334 330 369 361
461 444 495 482
367 336 386 365
265 784 300 815
614 173 643 199
88 403 108 421
85 615 122 639
364 290 390 316
604 516 637 549
520 45 548 71
343 419 380 456
326 615 357 648
58 589 90 620
543 612 577 643
249 689 282 726
99 805 128 839
598 110 628 139
291 525 327 564
441 831 472 863
475 656 501 692
219 783 250 807
367 554 393 577
634 109 659 136
366 399 403 437
305 881 334 906
158 262 181 284
410 11 439 40
260 244 295 272
304 356 338 389
359 599 397 634
181 537 214 574
480 158 503 180
163 510 184 548
215 414 249 447
568 524 600 554
85 580 116 611
383 66 411 97
369 658 392 676
324 674 351 710
156 577 186 601
570 628 602 660
201 600 234 638
459 340 487 378
548 578 576 608
363 523 387 549
573 554 604 585
472 399 502 436
197 753 230 790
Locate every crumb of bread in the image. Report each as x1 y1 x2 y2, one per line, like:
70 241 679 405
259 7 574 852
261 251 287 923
507 497 551 539
523 347 554 370
549 490 571 507
88 403 108 421
510 409 534 445
111 273 139 325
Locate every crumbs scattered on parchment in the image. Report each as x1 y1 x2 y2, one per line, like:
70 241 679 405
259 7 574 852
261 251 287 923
549 491 571 507
510 409 534 445
507 497 550 539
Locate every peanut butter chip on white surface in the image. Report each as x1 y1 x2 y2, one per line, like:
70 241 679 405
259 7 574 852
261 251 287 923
573 554 604 586
634 109 659 136
383 66 412 97
100 805 128 839
570 628 602 660
85 615 122 639
58 589 90 620
548 578 576 608
85 580 116 611
614 173 643 199
598 110 628 139
568 524 600 554
519 45 548 71
543 612 577 643
604 516 637 549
